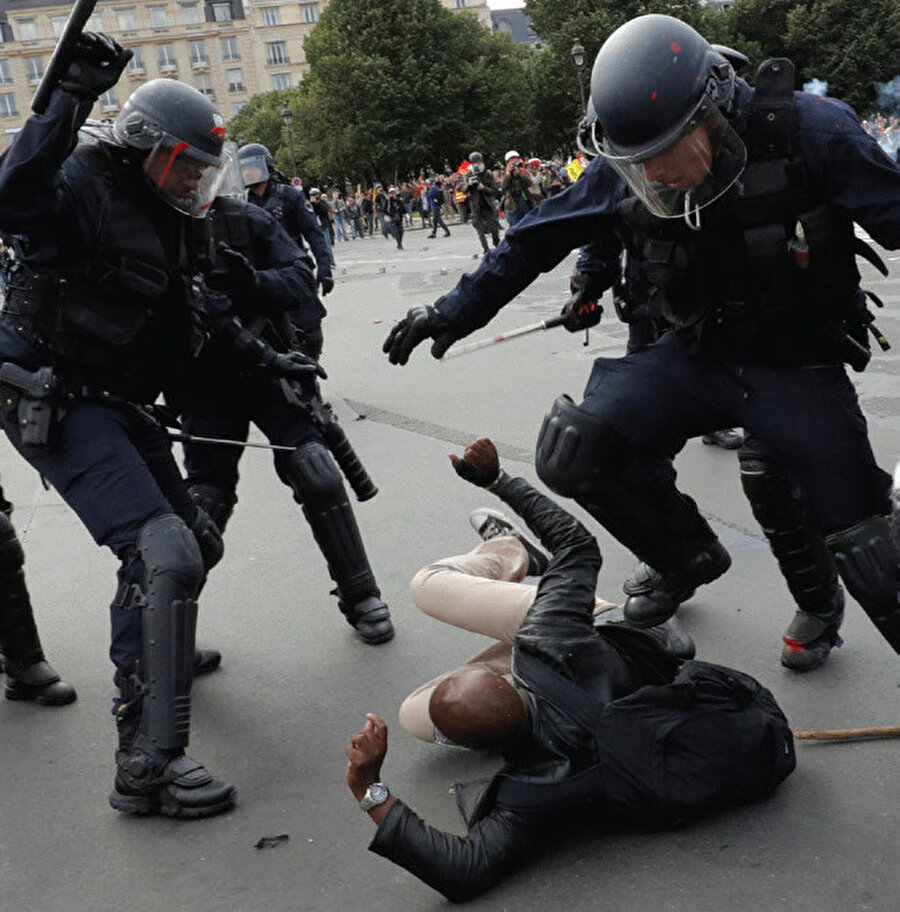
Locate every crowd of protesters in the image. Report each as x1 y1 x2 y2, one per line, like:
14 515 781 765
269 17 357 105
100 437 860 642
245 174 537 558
299 155 576 250
862 113 900 161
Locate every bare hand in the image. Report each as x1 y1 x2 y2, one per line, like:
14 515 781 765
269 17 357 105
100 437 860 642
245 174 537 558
449 437 500 487
346 713 388 800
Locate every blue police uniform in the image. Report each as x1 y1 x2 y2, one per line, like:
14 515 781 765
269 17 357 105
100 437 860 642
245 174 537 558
411 79 900 654
178 199 394 646
0 80 321 815
249 181 331 354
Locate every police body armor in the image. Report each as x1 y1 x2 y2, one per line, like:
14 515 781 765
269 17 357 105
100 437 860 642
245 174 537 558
260 183 308 254
2 143 193 397
619 59 876 369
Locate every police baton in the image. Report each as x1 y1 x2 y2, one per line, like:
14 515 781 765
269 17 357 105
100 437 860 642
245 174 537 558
31 0 99 113
168 431 295 453
440 313 568 361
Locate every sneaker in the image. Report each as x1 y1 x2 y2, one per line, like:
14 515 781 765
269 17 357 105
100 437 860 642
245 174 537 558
701 428 744 449
469 508 549 577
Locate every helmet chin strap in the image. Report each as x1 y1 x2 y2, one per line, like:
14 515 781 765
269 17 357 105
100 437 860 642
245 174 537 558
683 190 702 231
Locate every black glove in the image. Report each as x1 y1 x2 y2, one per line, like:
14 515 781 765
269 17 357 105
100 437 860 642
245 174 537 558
561 272 604 332
382 304 457 365
207 243 258 299
59 33 133 101
269 350 327 381
318 272 335 296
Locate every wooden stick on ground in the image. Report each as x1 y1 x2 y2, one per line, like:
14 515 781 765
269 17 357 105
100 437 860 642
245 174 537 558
794 726 900 742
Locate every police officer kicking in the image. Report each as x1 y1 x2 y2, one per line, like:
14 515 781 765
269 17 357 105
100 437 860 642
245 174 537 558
237 143 333 358
0 34 324 817
384 15 900 661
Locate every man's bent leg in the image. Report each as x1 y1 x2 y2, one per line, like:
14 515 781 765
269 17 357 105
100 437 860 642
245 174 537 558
536 394 730 626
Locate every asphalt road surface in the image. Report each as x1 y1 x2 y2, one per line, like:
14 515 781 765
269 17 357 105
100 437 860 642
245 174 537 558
1 216 897 912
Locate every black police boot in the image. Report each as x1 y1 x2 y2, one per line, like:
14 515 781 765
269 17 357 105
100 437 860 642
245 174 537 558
781 590 844 672
110 712 236 819
0 513 77 705
287 443 394 645
622 540 732 627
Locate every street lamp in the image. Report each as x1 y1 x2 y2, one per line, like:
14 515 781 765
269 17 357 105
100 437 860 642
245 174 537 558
280 99 297 176
570 38 587 114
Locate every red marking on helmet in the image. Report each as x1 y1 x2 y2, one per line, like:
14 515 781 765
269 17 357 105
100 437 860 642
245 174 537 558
209 125 227 139
670 41 682 53
651 91 658 100
156 140 190 187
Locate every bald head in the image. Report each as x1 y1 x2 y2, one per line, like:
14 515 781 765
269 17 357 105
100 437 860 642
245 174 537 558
429 667 528 750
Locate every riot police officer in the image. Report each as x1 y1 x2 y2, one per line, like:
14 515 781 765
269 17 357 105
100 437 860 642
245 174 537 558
238 143 331 358
177 196 394 646
383 15 900 659
0 37 322 817
0 479 76 704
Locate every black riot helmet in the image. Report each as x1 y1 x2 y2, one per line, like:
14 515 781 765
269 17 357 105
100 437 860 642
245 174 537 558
113 79 228 218
591 15 746 224
237 142 276 187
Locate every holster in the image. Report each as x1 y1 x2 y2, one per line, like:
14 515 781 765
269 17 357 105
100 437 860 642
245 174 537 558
0 363 65 447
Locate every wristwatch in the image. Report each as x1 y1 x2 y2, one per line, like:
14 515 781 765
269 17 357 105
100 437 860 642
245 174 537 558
359 781 390 812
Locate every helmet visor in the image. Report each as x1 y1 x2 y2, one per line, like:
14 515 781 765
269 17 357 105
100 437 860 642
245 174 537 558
143 134 228 218
239 150 270 187
600 102 746 219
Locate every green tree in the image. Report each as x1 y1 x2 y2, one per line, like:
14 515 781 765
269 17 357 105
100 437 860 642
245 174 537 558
785 0 900 114
231 0 540 187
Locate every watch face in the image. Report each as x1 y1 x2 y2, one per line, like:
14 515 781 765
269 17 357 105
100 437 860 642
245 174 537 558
367 783 389 803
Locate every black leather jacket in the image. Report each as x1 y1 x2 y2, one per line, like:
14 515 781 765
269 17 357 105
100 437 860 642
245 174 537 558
369 475 680 901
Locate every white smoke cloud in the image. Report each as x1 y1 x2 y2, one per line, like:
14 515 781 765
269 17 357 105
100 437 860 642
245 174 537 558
874 76 900 116
803 78 829 96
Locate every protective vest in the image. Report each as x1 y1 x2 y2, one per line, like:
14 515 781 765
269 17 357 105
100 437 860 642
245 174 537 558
621 59 873 367
3 142 193 393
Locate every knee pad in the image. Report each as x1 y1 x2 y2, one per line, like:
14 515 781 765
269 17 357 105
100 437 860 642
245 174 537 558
284 441 343 506
827 515 900 652
189 483 236 534
0 510 24 571
137 514 205 604
190 505 224 573
535 395 616 498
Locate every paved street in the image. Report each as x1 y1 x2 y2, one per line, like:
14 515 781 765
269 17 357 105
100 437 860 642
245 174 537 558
1 217 898 912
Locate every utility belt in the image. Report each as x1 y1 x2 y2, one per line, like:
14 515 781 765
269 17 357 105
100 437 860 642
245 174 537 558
0 360 151 447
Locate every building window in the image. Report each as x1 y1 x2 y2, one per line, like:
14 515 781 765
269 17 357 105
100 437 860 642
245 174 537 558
128 47 146 74
266 41 288 65
196 74 213 97
158 44 178 71
50 16 68 38
220 36 240 61
226 68 245 93
190 40 208 66
25 56 45 86
0 94 18 118
17 19 38 41
182 3 201 25
300 4 319 24
231 101 245 116
261 7 281 26
0 61 11 85
212 3 232 22
149 6 168 28
453 0 469 7
99 88 119 111
271 73 292 91
87 13 103 31
116 9 137 32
